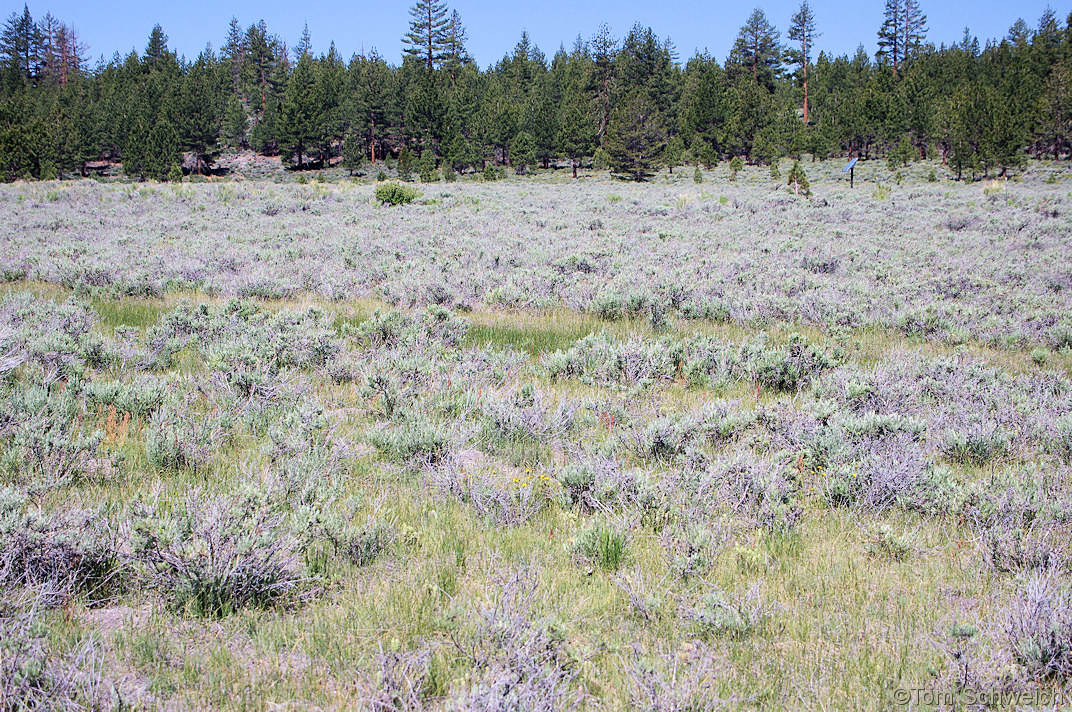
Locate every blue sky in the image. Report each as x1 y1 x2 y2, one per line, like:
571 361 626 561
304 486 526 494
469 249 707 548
9 0 1067 67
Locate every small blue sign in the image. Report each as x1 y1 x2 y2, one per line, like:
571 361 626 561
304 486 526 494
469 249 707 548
842 157 858 173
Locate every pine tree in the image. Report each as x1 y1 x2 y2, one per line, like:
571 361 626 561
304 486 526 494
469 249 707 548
222 95 247 148
878 0 927 73
590 23 617 145
221 17 244 92
294 23 312 61
50 22 86 85
180 50 224 173
557 48 596 178
145 25 171 67
146 116 179 181
342 130 364 175
729 9 783 90
887 134 913 168
606 93 666 181
417 148 438 181
877 0 903 72
787 159 810 194
314 42 346 164
35 13 59 83
787 1 820 124
532 74 559 169
1 5 40 81
509 130 536 174
347 50 396 165
902 0 927 61
397 146 414 180
729 155 743 180
243 21 285 113
403 0 450 71
1006 19 1031 47
278 53 319 169
442 10 471 71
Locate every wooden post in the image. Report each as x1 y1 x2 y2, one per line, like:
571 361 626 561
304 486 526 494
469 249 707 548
850 165 854 188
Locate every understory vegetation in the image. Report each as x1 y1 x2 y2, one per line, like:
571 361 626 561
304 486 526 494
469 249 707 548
0 169 1071 710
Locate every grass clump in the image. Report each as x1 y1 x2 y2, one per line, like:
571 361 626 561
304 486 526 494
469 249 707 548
572 522 628 572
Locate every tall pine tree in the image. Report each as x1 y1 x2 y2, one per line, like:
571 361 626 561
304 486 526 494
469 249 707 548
279 53 319 168
403 0 450 71
729 9 783 91
787 1 820 124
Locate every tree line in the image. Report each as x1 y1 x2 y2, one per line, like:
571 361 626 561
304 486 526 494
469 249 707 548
1 0 1070 182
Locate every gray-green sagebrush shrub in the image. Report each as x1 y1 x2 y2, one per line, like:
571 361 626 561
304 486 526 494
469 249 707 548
1003 573 1072 680
480 387 576 444
661 521 727 580
818 436 959 514
546 333 683 389
941 422 1010 466
1043 415 1072 463
633 402 754 460
201 302 341 371
987 528 1066 574
0 487 123 601
263 406 347 506
0 605 109 711
145 404 230 471
302 509 395 571
132 489 301 617
0 383 109 493
367 414 453 463
742 334 840 392
558 455 643 513
428 454 548 527
445 569 583 710
546 332 837 392
83 375 165 416
355 306 469 351
0 294 108 373
689 583 776 640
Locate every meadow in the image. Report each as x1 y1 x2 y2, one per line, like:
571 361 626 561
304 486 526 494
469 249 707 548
2 160 1072 711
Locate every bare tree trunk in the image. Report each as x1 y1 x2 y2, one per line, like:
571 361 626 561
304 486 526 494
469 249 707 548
370 117 377 164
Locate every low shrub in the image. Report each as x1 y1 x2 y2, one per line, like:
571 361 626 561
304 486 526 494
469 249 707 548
0 487 123 601
1043 415 1072 463
375 182 421 206
941 423 1010 466
145 405 229 471
0 605 108 710
132 489 301 617
1002 573 1072 680
445 569 583 709
689 583 775 639
367 414 452 463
